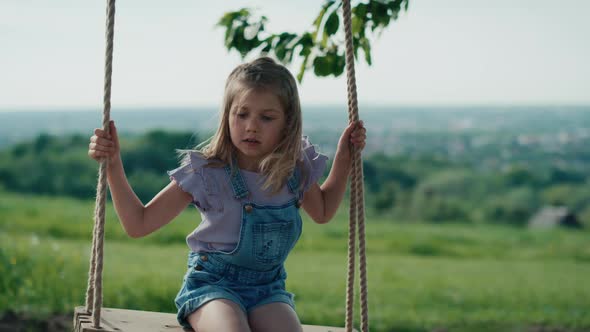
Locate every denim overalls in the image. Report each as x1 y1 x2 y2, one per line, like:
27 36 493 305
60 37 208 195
175 164 303 329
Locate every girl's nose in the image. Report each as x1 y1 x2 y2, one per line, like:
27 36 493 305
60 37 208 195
246 119 258 132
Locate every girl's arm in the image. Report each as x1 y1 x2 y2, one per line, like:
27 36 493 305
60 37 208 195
302 121 366 224
89 120 193 238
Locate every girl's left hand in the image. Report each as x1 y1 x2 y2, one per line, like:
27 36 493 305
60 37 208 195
336 120 367 163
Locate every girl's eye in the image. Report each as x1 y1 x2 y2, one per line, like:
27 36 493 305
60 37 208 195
261 116 274 121
237 113 247 118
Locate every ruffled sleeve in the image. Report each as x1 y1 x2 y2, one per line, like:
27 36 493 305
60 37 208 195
300 136 328 192
167 151 210 211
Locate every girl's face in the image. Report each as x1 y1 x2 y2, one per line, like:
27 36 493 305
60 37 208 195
229 88 286 171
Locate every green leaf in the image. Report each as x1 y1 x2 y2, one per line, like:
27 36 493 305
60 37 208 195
296 32 314 57
324 10 339 36
274 33 297 62
313 0 336 31
360 37 372 65
312 0 336 42
352 36 359 59
313 55 333 76
232 26 247 56
260 36 274 54
217 10 242 28
261 44 272 54
223 26 235 49
217 13 232 28
352 16 363 37
217 9 255 51
333 53 345 76
370 1 390 28
312 51 345 77
353 3 368 20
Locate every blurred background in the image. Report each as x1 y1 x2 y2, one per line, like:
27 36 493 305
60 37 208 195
1 1 590 331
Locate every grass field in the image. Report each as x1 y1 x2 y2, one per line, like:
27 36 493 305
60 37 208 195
1 191 590 331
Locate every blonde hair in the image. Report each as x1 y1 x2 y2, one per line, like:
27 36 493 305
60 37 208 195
178 57 303 194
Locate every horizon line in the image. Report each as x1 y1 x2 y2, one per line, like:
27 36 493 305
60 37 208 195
1 103 590 112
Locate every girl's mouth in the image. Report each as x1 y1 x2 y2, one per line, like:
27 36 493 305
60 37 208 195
243 138 261 146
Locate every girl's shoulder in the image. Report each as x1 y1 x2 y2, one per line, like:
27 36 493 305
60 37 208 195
301 136 327 162
174 150 226 174
175 150 208 172
299 136 329 191
168 150 229 189
168 150 231 213
167 150 227 212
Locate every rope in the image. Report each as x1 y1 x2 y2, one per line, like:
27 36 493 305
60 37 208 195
342 0 369 331
84 0 116 329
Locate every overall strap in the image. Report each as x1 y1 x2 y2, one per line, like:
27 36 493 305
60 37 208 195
287 165 302 200
224 163 250 199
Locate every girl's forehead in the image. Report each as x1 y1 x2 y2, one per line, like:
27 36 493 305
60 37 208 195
234 88 285 112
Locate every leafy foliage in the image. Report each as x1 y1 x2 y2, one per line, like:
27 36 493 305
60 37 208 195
2 127 590 226
216 0 410 81
0 131 199 203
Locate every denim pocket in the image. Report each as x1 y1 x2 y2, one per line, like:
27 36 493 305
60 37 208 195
252 221 295 264
185 264 224 289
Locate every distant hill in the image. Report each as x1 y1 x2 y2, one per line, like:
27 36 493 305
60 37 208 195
1 105 589 153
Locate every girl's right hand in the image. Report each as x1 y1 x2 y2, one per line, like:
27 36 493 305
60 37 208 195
88 120 120 164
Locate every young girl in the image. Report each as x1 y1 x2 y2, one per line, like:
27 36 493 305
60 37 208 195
88 57 366 332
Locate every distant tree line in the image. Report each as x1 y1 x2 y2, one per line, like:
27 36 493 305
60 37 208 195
1 131 589 227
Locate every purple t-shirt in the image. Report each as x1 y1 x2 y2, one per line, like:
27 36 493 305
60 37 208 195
167 136 328 253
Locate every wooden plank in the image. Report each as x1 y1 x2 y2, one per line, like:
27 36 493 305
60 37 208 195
74 307 355 332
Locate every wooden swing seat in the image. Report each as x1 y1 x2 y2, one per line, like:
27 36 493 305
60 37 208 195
74 306 355 332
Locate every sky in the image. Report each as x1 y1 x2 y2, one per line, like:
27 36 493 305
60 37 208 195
1 0 589 110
